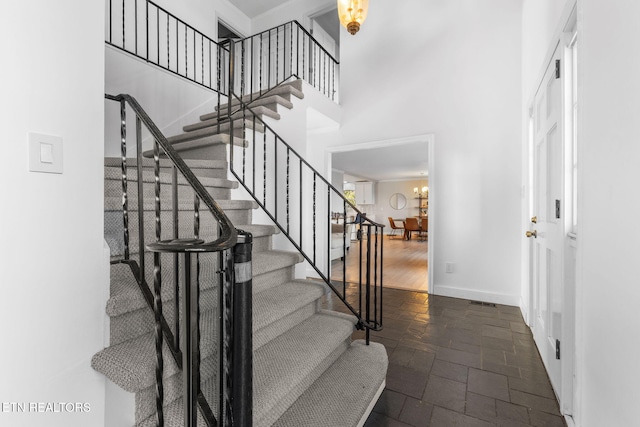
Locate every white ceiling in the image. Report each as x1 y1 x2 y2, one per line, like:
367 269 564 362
227 0 291 19
332 140 429 182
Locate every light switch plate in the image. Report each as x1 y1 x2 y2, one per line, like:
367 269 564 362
29 132 63 174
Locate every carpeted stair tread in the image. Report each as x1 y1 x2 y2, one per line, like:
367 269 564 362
252 250 303 277
104 196 256 212
272 340 387 427
104 157 227 171
203 94 293 119
91 309 218 393
184 105 281 132
253 280 323 332
143 135 248 160
106 228 280 316
166 119 264 146
206 80 304 116
104 168 238 190
253 312 355 426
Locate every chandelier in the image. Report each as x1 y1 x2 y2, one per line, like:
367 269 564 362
337 0 369 35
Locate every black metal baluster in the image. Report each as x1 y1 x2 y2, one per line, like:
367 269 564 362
201 34 204 85
185 26 187 78
241 41 245 98
313 173 316 264
220 250 234 426
268 29 272 89
208 41 212 89
172 168 180 353
193 30 196 81
286 147 290 234
299 159 303 249
120 100 130 260
156 7 159 64
274 136 278 222
343 199 347 298
327 187 331 276
182 251 198 427
109 0 113 44
252 114 256 194
122 0 125 48
379 228 384 328
216 44 221 134
276 27 279 84
296 24 300 77
365 225 372 344
250 37 254 101
152 139 165 427
263 130 267 207
166 12 170 69
145 0 148 60
134 0 138 55
175 18 178 73
135 116 146 284
242 103 246 183
289 23 293 79
374 226 379 332
259 34 263 95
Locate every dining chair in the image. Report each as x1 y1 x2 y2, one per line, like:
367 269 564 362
418 216 428 241
388 217 404 239
404 217 420 240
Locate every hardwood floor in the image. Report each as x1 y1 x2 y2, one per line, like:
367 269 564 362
331 233 428 292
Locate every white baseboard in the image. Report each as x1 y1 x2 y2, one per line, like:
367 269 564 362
357 380 385 427
433 284 520 306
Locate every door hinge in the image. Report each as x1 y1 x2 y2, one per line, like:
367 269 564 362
556 339 561 359
555 199 561 219
555 60 561 79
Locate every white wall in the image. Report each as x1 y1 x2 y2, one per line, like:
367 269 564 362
309 0 523 305
0 1 107 426
575 2 640 426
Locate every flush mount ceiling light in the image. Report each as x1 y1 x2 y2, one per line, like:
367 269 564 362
337 0 369 35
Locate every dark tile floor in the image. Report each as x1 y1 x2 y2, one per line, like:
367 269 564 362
327 288 566 427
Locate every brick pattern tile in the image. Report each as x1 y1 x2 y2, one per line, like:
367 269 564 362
323 288 567 427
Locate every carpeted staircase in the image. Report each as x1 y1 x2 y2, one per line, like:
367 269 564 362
93 80 388 426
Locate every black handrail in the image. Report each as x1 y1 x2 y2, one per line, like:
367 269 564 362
225 37 383 333
107 93 237 250
106 0 230 95
106 93 253 427
106 1 340 102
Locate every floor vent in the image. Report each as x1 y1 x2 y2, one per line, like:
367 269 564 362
469 300 497 308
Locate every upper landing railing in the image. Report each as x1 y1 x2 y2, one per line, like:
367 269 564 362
106 0 340 102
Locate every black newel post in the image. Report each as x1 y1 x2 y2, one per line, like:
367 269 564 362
232 230 253 426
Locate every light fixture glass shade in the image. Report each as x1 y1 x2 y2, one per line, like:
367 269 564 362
413 187 419 194
337 0 369 35
422 186 428 194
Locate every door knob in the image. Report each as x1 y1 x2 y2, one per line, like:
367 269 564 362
531 216 537 223
526 230 537 238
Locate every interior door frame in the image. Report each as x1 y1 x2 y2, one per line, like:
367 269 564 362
523 1 577 422
326 134 435 294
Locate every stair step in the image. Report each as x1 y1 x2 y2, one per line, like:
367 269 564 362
104 157 228 179
143 134 246 161
104 196 256 213
208 80 304 115
137 311 355 427
107 244 292 319
272 340 388 427
185 105 281 132
91 307 219 393
167 119 264 146
104 167 237 190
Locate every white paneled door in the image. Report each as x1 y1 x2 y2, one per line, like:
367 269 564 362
529 46 564 398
